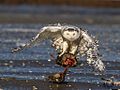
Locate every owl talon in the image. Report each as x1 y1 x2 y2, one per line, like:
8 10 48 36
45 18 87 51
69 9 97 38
48 65 69 83
48 73 65 83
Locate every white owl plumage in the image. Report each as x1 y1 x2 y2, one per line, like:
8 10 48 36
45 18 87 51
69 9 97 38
12 24 105 72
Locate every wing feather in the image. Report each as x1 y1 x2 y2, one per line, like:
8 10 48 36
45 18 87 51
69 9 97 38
78 30 94 55
78 30 105 72
12 26 62 52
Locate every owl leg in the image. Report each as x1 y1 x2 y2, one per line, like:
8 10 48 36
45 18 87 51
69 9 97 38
59 41 68 57
69 44 78 55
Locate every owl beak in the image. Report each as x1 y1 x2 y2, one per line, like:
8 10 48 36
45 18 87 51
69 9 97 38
69 38 75 41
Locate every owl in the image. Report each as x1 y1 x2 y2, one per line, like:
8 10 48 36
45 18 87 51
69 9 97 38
12 24 105 72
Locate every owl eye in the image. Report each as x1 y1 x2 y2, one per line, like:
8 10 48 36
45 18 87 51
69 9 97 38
67 33 69 35
73 33 75 36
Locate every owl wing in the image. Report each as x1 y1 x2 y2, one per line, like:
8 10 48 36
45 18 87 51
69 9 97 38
78 30 105 72
78 30 94 56
12 25 62 52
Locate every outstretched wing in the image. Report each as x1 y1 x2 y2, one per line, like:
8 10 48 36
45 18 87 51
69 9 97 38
12 25 62 52
78 30 105 72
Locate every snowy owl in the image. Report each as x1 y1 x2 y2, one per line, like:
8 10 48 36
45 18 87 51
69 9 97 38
12 24 105 72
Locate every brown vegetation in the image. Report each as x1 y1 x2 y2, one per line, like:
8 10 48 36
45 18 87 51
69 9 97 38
0 0 120 8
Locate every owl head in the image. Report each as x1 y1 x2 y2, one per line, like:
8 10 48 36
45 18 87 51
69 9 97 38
61 26 81 41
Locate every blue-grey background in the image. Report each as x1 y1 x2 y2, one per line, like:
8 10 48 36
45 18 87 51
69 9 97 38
0 5 120 90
